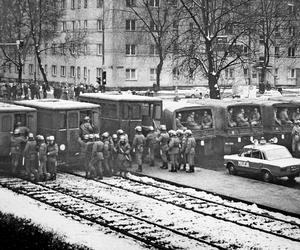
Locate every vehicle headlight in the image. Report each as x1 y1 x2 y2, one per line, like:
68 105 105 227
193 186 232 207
59 144 66 151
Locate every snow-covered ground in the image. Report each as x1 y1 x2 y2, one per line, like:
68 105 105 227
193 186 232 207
0 187 149 250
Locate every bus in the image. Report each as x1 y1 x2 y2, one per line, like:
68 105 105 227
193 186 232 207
79 93 162 141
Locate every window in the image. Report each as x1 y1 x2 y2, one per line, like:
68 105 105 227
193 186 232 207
61 0 66 9
126 68 137 80
149 0 159 7
29 64 33 75
77 20 81 29
274 68 279 77
72 20 75 31
96 67 102 77
71 43 75 54
150 44 158 55
83 44 88 55
126 19 136 31
172 67 180 80
275 46 280 57
229 69 234 78
97 0 103 8
45 64 48 75
59 112 67 129
84 20 88 29
289 26 295 36
126 0 136 7
52 65 57 76
150 21 158 31
62 21 67 31
288 3 295 14
51 43 56 54
61 66 66 77
243 68 248 76
150 68 157 80
71 0 75 9
288 47 295 57
84 0 88 8
97 44 103 55
77 66 81 78
61 43 66 55
78 0 81 8
68 112 79 129
126 44 136 55
84 67 87 78
132 105 141 119
97 19 103 31
1 115 12 132
289 68 296 78
70 66 75 77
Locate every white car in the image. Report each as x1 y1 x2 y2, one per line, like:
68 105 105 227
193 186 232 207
184 87 209 99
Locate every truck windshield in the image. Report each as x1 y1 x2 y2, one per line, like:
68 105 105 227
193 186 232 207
264 148 292 160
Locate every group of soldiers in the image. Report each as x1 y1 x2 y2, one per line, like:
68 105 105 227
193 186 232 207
10 124 58 181
78 116 197 180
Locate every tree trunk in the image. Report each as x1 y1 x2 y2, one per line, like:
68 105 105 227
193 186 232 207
17 65 23 85
208 74 221 99
156 58 163 90
35 50 48 85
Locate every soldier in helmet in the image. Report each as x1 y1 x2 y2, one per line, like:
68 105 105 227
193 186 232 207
23 133 38 180
116 135 131 177
146 126 158 167
176 129 185 171
185 130 196 173
91 133 104 179
132 126 146 172
78 134 89 171
46 136 58 180
102 132 113 177
80 116 94 137
168 130 180 172
117 129 129 143
157 125 169 169
36 135 48 181
14 121 30 139
10 128 27 175
85 134 95 178
111 134 119 174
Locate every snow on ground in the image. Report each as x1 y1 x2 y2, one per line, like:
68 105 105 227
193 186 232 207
0 187 149 250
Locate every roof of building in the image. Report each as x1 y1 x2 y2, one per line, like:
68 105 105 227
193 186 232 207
0 102 36 112
15 99 100 110
80 93 162 102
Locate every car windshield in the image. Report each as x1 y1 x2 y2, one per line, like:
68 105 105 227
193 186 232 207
264 147 292 160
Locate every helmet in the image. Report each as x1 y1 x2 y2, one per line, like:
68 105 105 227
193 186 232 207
160 125 166 131
102 132 109 138
89 134 94 139
149 126 154 131
168 130 176 136
117 129 124 135
46 136 50 141
176 129 183 135
83 134 89 140
135 126 142 132
94 134 100 139
112 134 118 139
13 129 21 135
49 135 55 141
185 129 192 135
28 133 34 138
84 116 90 121
119 135 126 142
37 135 44 141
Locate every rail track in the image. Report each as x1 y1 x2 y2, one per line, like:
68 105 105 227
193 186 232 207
1 173 299 249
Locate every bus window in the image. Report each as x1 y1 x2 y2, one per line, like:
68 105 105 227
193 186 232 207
68 112 79 129
1 115 12 132
92 111 99 125
123 104 129 119
132 104 141 119
59 112 67 129
27 115 35 131
103 103 117 118
142 104 149 116
154 104 161 120
15 114 26 126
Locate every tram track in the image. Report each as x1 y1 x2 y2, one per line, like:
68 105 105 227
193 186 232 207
0 177 223 250
68 171 300 243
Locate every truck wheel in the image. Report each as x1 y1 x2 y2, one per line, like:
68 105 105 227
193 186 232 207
262 170 273 183
191 94 195 98
228 163 236 175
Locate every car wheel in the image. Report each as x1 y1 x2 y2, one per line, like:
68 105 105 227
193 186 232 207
227 163 236 175
191 94 195 98
262 170 273 183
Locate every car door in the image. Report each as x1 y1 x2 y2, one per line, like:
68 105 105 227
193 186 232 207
236 149 251 172
247 149 263 174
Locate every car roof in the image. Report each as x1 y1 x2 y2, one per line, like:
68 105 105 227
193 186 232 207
80 93 162 102
244 143 287 151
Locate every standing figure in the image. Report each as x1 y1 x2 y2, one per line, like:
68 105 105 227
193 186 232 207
132 126 146 172
80 116 94 137
185 130 196 173
10 129 26 175
23 133 38 180
102 132 113 177
37 135 48 181
78 134 89 171
91 134 104 179
176 130 185 171
85 134 95 178
111 134 119 174
168 130 180 172
117 129 129 143
292 121 300 153
157 125 169 169
46 136 58 180
146 126 157 167
116 136 131 177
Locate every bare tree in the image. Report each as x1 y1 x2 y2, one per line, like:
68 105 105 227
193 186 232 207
250 0 299 92
127 0 181 89
177 0 254 99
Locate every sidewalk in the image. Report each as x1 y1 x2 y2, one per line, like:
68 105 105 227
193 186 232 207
138 165 300 216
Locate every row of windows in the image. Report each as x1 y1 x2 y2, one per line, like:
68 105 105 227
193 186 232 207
61 0 103 9
61 19 103 32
